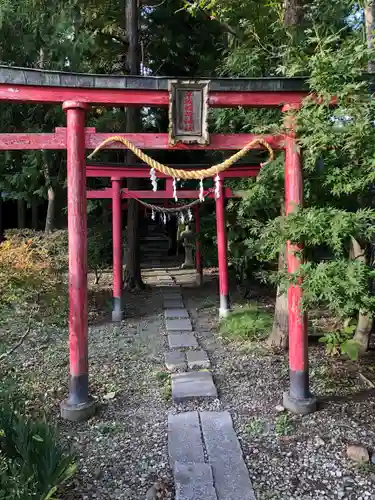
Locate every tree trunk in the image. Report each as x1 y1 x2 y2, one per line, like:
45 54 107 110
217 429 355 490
124 0 144 290
44 187 55 233
42 152 55 233
354 4 375 351
365 1 375 73
17 199 26 228
350 237 372 353
31 200 38 229
268 248 289 349
283 0 305 27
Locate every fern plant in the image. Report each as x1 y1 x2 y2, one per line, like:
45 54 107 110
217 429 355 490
0 397 76 500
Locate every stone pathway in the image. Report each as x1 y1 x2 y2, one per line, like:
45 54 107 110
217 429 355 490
159 271 256 500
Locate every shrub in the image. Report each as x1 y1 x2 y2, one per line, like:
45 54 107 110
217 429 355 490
4 229 69 274
0 233 64 324
0 226 112 325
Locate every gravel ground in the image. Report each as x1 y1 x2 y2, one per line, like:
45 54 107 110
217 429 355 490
183 272 375 500
2 272 174 500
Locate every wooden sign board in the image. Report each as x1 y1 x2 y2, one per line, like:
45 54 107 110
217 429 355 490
168 80 210 145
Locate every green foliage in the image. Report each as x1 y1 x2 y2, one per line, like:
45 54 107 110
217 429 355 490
87 223 112 282
0 396 76 500
275 413 294 437
244 417 264 437
219 304 272 341
318 322 360 360
298 260 375 319
154 371 172 401
207 3 375 341
256 208 375 261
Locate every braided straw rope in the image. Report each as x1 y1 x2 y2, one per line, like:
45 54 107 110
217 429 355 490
87 136 275 180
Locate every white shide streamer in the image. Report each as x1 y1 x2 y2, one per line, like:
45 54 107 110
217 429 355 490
150 167 158 192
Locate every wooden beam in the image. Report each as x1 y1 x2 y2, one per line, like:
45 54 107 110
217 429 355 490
86 165 260 178
86 188 236 199
0 84 308 108
0 129 285 151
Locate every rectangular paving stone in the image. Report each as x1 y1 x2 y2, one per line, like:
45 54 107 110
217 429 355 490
165 350 187 372
164 308 189 319
163 294 183 302
166 318 192 332
168 333 198 349
163 298 185 309
168 412 204 466
200 411 256 500
187 349 211 369
174 462 218 500
172 371 217 402
161 288 181 296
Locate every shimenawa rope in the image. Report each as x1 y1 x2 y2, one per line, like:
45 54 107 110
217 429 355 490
87 136 275 179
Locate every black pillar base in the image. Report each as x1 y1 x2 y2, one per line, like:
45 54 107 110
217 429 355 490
60 374 96 421
283 391 317 415
283 369 317 415
112 296 123 322
219 294 231 318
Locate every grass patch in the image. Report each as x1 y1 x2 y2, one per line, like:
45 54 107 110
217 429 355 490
219 304 272 342
154 370 172 401
275 413 294 436
244 417 264 438
95 421 123 435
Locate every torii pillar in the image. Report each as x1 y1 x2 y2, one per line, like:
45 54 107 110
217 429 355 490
282 104 316 415
215 175 230 318
60 101 96 421
111 177 123 322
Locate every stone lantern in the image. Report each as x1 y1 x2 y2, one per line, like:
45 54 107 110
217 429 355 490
180 224 195 269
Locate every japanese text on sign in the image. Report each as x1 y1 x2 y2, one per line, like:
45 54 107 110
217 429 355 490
183 91 194 132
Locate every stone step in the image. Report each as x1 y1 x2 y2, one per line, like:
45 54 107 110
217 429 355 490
163 298 185 309
168 333 198 349
165 349 211 371
171 371 217 402
164 308 189 319
165 350 187 372
168 411 255 500
141 236 169 242
141 243 169 249
186 350 211 370
141 250 168 256
168 411 204 466
161 288 182 296
174 462 218 500
200 411 256 500
166 318 193 332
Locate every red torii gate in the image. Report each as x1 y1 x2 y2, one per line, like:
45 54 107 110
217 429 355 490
0 65 315 420
86 162 258 322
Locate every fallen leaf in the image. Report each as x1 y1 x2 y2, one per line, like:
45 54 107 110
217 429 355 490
103 392 116 400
